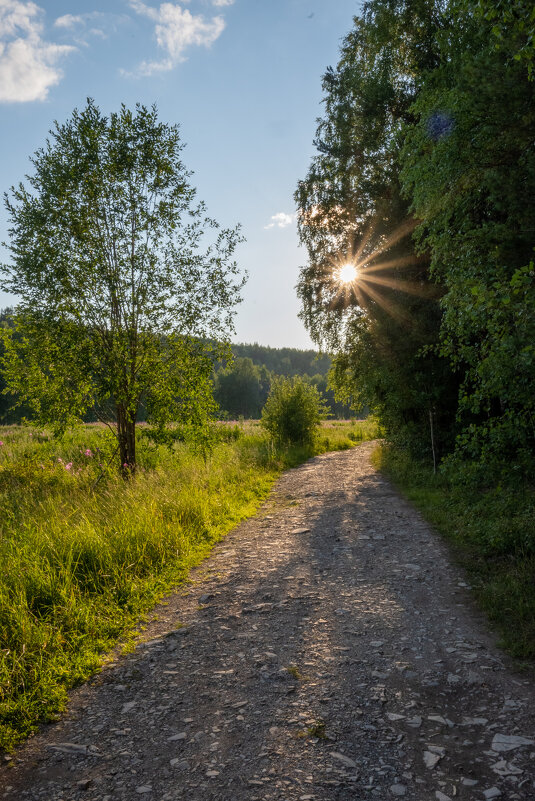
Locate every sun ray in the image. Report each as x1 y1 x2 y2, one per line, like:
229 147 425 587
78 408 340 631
325 217 434 323
356 218 418 271
360 254 425 274
352 221 376 263
353 282 368 311
357 280 411 323
359 273 437 298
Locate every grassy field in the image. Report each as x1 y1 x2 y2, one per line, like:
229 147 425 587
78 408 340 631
0 418 378 751
374 445 535 665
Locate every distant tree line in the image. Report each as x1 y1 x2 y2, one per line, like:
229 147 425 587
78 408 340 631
0 309 27 424
0 312 356 424
213 348 357 420
230 343 331 377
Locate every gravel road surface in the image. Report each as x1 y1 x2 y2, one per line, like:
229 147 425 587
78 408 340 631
2 441 534 801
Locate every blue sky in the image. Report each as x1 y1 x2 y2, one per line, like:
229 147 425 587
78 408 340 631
0 0 361 348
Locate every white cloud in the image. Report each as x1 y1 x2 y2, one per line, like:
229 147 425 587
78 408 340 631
127 1 225 76
54 13 84 29
212 0 234 6
0 0 74 102
264 212 296 230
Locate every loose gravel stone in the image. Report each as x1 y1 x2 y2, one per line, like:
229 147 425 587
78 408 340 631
491 733 534 752
483 789 502 800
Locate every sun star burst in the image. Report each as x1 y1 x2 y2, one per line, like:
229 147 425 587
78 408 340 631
337 262 358 284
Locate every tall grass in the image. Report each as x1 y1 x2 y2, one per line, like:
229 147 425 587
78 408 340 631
0 419 376 750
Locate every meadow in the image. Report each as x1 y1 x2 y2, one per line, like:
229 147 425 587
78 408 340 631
0 418 378 751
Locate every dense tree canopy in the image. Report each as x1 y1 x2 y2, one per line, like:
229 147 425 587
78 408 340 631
1 101 244 472
296 0 534 480
401 2 535 479
212 351 355 421
214 357 269 419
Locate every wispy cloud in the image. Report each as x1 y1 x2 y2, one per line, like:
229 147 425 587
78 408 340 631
264 212 296 230
212 0 234 6
54 11 126 44
54 13 84 29
0 0 74 102
127 1 225 76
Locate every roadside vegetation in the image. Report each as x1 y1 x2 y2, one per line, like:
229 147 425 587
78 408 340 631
374 445 535 663
0 418 377 752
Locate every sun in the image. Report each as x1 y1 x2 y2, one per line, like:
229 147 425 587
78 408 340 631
336 262 358 284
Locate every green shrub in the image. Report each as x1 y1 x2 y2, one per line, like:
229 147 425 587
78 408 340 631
260 376 328 448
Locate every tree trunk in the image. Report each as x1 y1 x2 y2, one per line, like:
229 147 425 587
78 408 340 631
117 404 136 476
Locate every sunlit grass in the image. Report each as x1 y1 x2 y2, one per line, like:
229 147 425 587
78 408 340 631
0 419 376 750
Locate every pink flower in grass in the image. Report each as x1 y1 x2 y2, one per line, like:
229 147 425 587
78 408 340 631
0 441 3 446
84 448 93 457
65 462 73 471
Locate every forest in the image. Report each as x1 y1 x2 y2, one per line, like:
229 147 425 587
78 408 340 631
295 0 535 486
213 344 355 420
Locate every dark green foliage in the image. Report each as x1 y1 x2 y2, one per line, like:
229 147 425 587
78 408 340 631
212 347 355 420
307 372 364 420
261 376 329 448
400 4 535 482
231 343 331 377
214 357 268 419
0 310 32 424
297 0 535 483
467 0 535 75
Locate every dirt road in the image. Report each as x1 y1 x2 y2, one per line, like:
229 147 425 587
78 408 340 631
2 442 534 800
